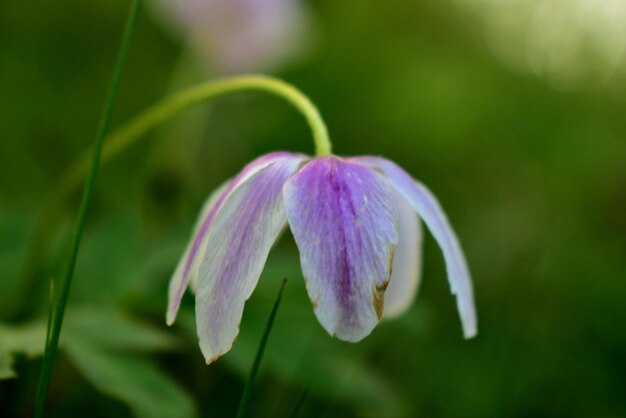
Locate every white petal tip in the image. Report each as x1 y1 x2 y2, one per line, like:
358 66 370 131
203 350 225 366
381 304 412 320
463 325 478 339
330 325 374 343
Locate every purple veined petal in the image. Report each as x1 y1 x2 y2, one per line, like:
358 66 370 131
283 156 399 342
353 156 477 339
383 191 423 319
167 152 303 325
195 155 305 364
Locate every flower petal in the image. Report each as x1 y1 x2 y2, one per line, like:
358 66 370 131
167 152 302 325
167 181 228 322
195 155 305 364
283 156 399 342
383 192 423 319
354 157 477 338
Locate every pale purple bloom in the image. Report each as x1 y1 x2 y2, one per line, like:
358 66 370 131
151 0 308 73
167 152 477 364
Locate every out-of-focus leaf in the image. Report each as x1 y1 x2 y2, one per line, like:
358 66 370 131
72 216 140 304
0 208 31 314
1 308 192 414
65 338 196 418
0 321 47 356
0 308 179 384
0 352 16 379
64 308 179 352
0 320 46 380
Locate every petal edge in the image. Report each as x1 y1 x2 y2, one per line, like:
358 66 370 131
354 156 477 338
383 191 423 319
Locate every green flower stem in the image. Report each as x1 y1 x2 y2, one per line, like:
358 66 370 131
70 74 331 185
33 0 142 416
19 75 332 314
236 278 288 418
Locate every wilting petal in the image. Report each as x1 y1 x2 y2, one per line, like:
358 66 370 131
167 152 300 325
283 156 399 342
195 155 305 363
383 192 423 319
354 157 477 338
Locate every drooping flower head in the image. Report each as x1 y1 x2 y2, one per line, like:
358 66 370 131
167 151 477 364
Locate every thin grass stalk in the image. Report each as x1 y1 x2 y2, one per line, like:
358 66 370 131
236 278 288 418
33 1 142 415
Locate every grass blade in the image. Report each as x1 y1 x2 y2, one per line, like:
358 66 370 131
44 279 54 348
33 1 142 416
236 278 288 418
290 387 310 418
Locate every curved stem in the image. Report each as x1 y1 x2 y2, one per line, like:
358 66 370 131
83 75 329 177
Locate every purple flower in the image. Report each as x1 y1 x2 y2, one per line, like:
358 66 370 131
167 152 477 364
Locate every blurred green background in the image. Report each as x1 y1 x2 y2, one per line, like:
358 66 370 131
1 0 625 417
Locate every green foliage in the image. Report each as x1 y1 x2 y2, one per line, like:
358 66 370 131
0 309 190 416
0 352 15 379
65 341 195 418
0 321 47 379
